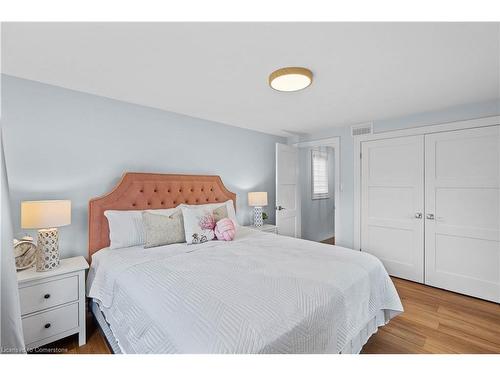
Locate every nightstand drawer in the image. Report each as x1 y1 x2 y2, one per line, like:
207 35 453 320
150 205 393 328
22 303 79 345
19 275 78 315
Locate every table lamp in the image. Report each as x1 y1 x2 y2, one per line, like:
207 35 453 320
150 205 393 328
248 192 268 227
21 200 71 272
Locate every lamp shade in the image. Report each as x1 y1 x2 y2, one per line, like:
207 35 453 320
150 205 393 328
21 200 71 229
248 192 268 207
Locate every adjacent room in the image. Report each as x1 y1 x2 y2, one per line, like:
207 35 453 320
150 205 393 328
1 21 499 356
298 144 337 245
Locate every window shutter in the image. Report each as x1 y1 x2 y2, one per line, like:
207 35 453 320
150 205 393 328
311 149 329 199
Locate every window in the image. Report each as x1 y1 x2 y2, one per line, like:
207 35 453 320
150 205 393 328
311 149 329 199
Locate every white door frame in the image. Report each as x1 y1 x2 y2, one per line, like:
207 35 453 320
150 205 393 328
354 115 500 250
291 137 341 243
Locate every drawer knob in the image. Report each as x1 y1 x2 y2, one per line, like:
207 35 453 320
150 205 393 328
44 294 51 299
44 323 51 329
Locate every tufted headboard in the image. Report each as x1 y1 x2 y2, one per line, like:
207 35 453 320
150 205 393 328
88 172 236 258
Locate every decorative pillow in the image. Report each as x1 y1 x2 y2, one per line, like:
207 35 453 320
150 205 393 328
142 211 185 248
213 205 229 222
215 218 236 241
181 200 238 226
104 207 178 249
181 205 217 244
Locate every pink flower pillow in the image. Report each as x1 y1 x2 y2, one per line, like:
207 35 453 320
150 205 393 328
214 218 236 241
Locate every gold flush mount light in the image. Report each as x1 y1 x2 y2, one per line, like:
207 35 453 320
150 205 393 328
269 67 313 92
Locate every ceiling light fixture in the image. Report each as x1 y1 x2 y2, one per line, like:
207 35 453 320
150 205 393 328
269 67 313 92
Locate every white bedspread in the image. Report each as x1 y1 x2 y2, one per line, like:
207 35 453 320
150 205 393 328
87 227 403 353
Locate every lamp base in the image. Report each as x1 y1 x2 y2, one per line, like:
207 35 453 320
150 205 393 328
253 207 263 227
36 228 60 272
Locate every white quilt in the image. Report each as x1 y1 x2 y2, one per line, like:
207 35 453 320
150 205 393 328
87 227 403 353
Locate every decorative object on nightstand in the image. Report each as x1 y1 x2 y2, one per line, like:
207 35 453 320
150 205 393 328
17 256 89 350
246 224 278 234
248 191 268 227
21 200 71 272
13 235 37 271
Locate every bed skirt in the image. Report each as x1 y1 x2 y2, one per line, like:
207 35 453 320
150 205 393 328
338 310 390 354
91 299 122 354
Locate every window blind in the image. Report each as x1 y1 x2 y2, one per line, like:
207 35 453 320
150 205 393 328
311 149 329 199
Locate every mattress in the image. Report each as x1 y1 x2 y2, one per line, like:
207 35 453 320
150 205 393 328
87 227 403 353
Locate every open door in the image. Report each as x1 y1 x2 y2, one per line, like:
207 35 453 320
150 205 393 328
276 143 300 237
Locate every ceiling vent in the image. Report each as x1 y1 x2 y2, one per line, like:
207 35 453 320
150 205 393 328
351 123 373 137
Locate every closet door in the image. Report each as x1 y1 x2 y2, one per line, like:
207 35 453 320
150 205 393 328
425 126 500 302
361 135 424 282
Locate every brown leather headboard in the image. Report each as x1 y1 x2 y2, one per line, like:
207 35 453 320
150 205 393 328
88 172 236 259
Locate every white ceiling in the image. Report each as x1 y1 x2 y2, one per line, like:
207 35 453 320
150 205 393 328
2 22 499 136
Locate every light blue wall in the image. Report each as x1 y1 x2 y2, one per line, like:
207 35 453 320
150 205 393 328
293 99 500 248
0 75 285 258
299 146 335 242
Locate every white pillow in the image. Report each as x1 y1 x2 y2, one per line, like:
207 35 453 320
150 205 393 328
181 200 238 226
104 207 178 249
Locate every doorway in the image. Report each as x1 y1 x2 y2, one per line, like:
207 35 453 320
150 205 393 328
299 146 335 243
291 137 340 245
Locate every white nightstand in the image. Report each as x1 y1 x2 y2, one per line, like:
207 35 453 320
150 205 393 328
246 224 278 234
17 256 89 350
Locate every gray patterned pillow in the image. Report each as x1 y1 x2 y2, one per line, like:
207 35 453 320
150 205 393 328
213 205 229 222
142 210 185 248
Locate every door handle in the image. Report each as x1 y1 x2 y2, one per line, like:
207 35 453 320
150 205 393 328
426 213 435 220
414 213 422 219
276 206 285 211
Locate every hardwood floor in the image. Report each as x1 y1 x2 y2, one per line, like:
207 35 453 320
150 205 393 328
361 278 500 354
320 236 335 245
34 277 499 354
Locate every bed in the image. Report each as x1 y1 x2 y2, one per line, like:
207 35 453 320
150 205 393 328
86 172 403 354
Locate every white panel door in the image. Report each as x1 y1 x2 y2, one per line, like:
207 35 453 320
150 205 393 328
361 135 424 282
425 126 500 302
276 143 300 237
